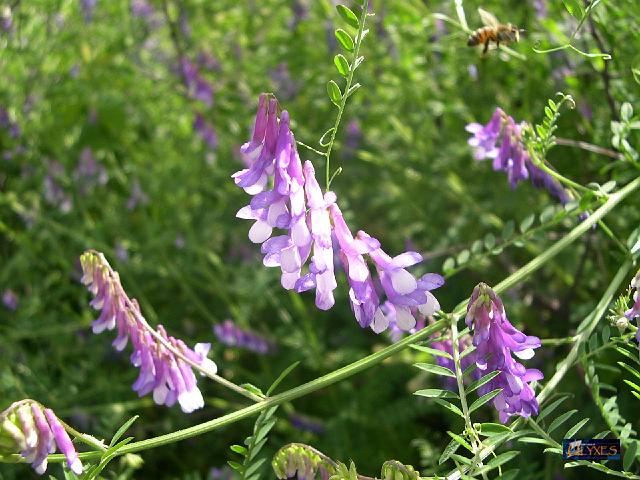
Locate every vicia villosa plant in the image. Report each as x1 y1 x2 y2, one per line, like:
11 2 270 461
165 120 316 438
2 0 640 479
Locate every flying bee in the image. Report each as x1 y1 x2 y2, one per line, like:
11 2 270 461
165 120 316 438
467 8 521 54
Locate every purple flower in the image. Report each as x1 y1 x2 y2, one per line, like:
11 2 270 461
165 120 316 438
270 63 299 101
213 320 276 354
131 0 154 18
43 161 73 213
288 0 309 30
194 113 218 150
1 6 13 32
81 0 98 22
0 401 83 475
467 108 572 204
180 59 212 107
80 251 217 413
2 289 18 310
466 283 543 423
625 270 640 343
127 178 149 210
288 413 325 434
74 147 108 195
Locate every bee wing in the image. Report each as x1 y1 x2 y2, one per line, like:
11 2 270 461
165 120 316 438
478 8 499 27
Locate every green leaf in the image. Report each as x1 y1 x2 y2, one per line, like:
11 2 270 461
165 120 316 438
414 389 459 399
544 106 554 120
621 102 634 122
230 444 248 455
484 233 496 249
477 422 512 436
245 457 267 478
520 214 535 233
469 388 502 413
334 29 355 52
439 437 461 465
446 431 473 453
538 395 570 422
443 257 456 272
326 80 342 106
466 370 501 394
457 249 470 264
547 409 577 434
624 440 638 470
486 451 519 469
227 460 244 472
414 362 455 378
433 399 465 418
334 54 350 77
267 361 300 396
109 415 139 447
518 436 557 446
410 344 452 359
565 418 590 438
336 5 359 28
540 205 556 223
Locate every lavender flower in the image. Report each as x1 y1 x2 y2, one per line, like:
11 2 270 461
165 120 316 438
465 283 543 423
80 251 217 413
1 6 12 32
2 289 18 310
270 63 299 101
234 94 444 333
194 113 218 150
181 59 213 107
127 178 149 210
43 161 73 213
81 0 98 22
467 108 571 204
288 413 325 434
74 147 108 195
625 270 640 343
213 320 275 354
0 401 83 475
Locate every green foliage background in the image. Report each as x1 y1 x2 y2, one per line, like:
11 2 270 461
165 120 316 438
1 0 639 478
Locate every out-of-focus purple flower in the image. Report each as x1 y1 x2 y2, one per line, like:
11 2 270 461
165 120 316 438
270 63 299 101
1 6 12 32
625 270 640 343
0 401 83 475
127 178 149 210
180 59 213 107
465 283 543 423
80 250 217 413
175 234 186 249
179 8 190 38
234 94 444 333
430 332 477 390
467 108 572 205
131 0 153 18
197 51 221 72
2 289 18 310
81 0 98 22
209 466 234 480
213 320 276 354
343 120 362 155
325 20 337 53
288 413 325 434
43 161 73 213
74 148 108 195
0 107 20 138
533 0 547 19
194 113 218 150
114 242 129 262
288 0 309 30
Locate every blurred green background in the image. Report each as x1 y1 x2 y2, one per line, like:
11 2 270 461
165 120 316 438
1 0 640 478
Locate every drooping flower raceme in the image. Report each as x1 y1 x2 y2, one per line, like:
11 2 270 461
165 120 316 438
0 400 82 475
214 319 276 354
625 270 640 343
467 108 571 204
80 251 217 413
233 94 443 333
465 283 543 423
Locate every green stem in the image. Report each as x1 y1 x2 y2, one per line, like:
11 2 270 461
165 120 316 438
323 0 369 190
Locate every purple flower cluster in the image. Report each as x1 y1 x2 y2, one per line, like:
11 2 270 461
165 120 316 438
466 283 543 423
0 401 82 475
80 250 217 413
81 0 98 22
43 160 73 213
2 288 18 310
467 108 571 204
0 107 20 138
625 270 640 343
181 58 213 107
213 320 275 354
233 94 443 333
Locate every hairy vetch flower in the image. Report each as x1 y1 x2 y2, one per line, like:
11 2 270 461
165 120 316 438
79 251 217 413
625 270 640 343
467 108 571 204
213 320 275 354
234 94 443 333
0 401 82 475
466 283 543 422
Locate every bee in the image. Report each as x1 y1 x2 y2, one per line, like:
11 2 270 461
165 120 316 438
467 8 521 54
